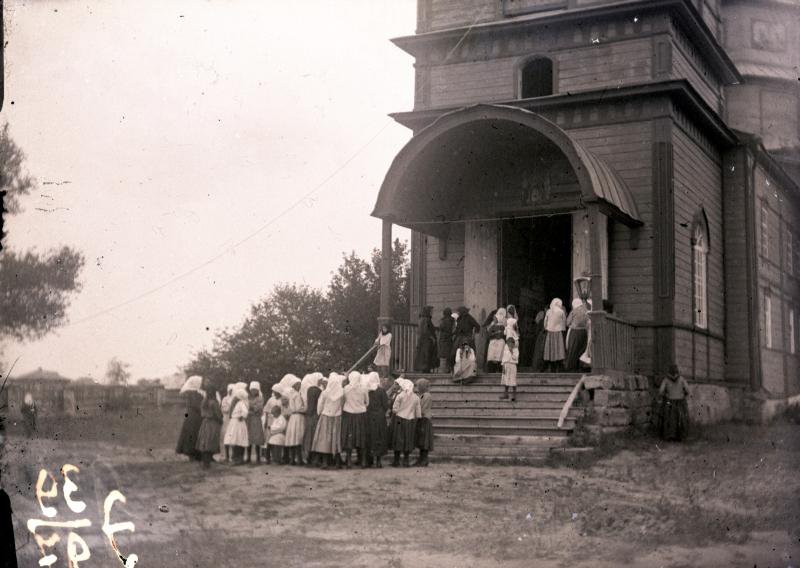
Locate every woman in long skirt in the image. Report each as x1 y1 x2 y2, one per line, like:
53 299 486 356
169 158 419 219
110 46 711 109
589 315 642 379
659 364 690 441
279 374 306 466
364 372 389 468
374 325 393 378
390 378 421 467
219 384 234 462
437 307 455 374
414 378 434 467
543 298 566 372
224 384 250 465
176 375 204 461
565 299 590 371
485 308 507 373
196 380 223 468
341 371 369 468
414 306 438 372
301 373 323 466
312 373 345 469
245 382 265 464
531 310 547 372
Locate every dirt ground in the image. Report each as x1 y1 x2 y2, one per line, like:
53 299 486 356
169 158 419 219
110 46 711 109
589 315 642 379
3 407 798 568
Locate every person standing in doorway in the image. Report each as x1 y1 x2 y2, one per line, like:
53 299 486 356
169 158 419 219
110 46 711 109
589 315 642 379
543 299 566 372
531 309 547 372
451 306 480 362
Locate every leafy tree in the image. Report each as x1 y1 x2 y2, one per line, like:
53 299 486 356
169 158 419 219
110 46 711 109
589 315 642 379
105 357 132 386
0 122 85 341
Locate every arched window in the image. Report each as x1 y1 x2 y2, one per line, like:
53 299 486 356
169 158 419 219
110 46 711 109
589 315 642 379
519 57 554 99
692 210 710 329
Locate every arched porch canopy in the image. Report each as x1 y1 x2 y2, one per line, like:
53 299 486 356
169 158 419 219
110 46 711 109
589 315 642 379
372 104 642 238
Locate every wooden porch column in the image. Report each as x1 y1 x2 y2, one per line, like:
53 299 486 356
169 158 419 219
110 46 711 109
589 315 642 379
379 219 393 328
588 204 608 374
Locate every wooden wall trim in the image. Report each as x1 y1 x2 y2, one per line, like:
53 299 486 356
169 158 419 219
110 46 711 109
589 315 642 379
653 118 676 375
744 150 764 391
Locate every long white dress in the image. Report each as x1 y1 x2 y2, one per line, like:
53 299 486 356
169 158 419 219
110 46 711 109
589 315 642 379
223 399 249 448
284 390 306 447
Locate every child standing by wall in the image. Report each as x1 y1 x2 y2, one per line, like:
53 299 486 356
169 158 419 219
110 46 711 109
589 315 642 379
659 364 690 442
500 337 520 401
414 378 434 467
267 405 287 464
391 378 421 467
341 371 369 468
196 380 223 468
374 325 393 378
312 373 345 469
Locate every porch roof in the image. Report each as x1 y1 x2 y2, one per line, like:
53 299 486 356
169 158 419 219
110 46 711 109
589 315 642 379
372 105 643 232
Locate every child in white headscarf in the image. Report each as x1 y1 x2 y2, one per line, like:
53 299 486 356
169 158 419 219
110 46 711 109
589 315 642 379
279 374 306 465
224 384 250 465
301 373 324 466
267 401 287 464
500 337 520 401
390 378 421 467
341 371 369 468
452 340 477 382
220 384 234 462
246 381 265 464
544 298 566 372
312 373 345 469
262 384 282 464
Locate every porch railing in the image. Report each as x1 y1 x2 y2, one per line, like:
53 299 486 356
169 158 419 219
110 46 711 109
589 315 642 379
590 312 635 373
392 321 419 374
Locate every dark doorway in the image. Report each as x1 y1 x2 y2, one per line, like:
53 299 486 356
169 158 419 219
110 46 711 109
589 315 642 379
500 215 572 367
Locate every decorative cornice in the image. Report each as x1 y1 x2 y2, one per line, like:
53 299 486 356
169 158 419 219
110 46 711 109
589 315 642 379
390 79 739 148
393 0 741 85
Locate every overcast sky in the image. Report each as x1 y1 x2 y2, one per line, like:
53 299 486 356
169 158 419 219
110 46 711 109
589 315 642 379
3 0 416 380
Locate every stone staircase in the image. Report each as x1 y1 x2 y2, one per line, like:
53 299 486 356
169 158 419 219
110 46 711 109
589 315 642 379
402 372 585 464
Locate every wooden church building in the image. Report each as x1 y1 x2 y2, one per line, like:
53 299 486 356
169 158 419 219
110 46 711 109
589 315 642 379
372 0 800 424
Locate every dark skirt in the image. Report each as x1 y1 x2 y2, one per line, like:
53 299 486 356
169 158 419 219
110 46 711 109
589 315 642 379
415 336 437 372
416 417 434 451
565 328 588 371
303 413 320 454
391 417 417 452
341 411 367 450
660 399 689 441
196 419 222 454
532 331 547 372
176 409 202 456
246 414 265 447
544 331 565 362
366 410 388 457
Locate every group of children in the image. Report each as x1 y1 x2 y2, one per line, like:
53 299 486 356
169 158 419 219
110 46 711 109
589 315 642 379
177 371 434 469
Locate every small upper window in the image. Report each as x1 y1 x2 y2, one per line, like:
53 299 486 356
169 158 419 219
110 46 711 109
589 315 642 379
520 58 554 99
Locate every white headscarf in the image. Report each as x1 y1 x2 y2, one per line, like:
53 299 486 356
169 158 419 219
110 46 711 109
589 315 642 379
365 372 381 392
550 298 564 312
347 371 362 389
248 381 262 394
325 373 344 402
271 384 285 397
179 375 203 394
279 374 301 392
571 298 583 310
395 378 414 393
300 373 322 403
232 385 249 402
226 384 234 395
494 307 507 325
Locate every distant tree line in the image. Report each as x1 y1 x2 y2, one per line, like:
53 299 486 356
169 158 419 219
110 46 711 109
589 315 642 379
184 240 409 391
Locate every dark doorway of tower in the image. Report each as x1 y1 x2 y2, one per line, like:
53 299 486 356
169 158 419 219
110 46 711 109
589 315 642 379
500 215 572 368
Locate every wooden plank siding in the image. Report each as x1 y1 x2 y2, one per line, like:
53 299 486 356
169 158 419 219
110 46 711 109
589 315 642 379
427 37 654 108
670 39 723 114
419 0 498 32
424 224 466 318
671 121 725 381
